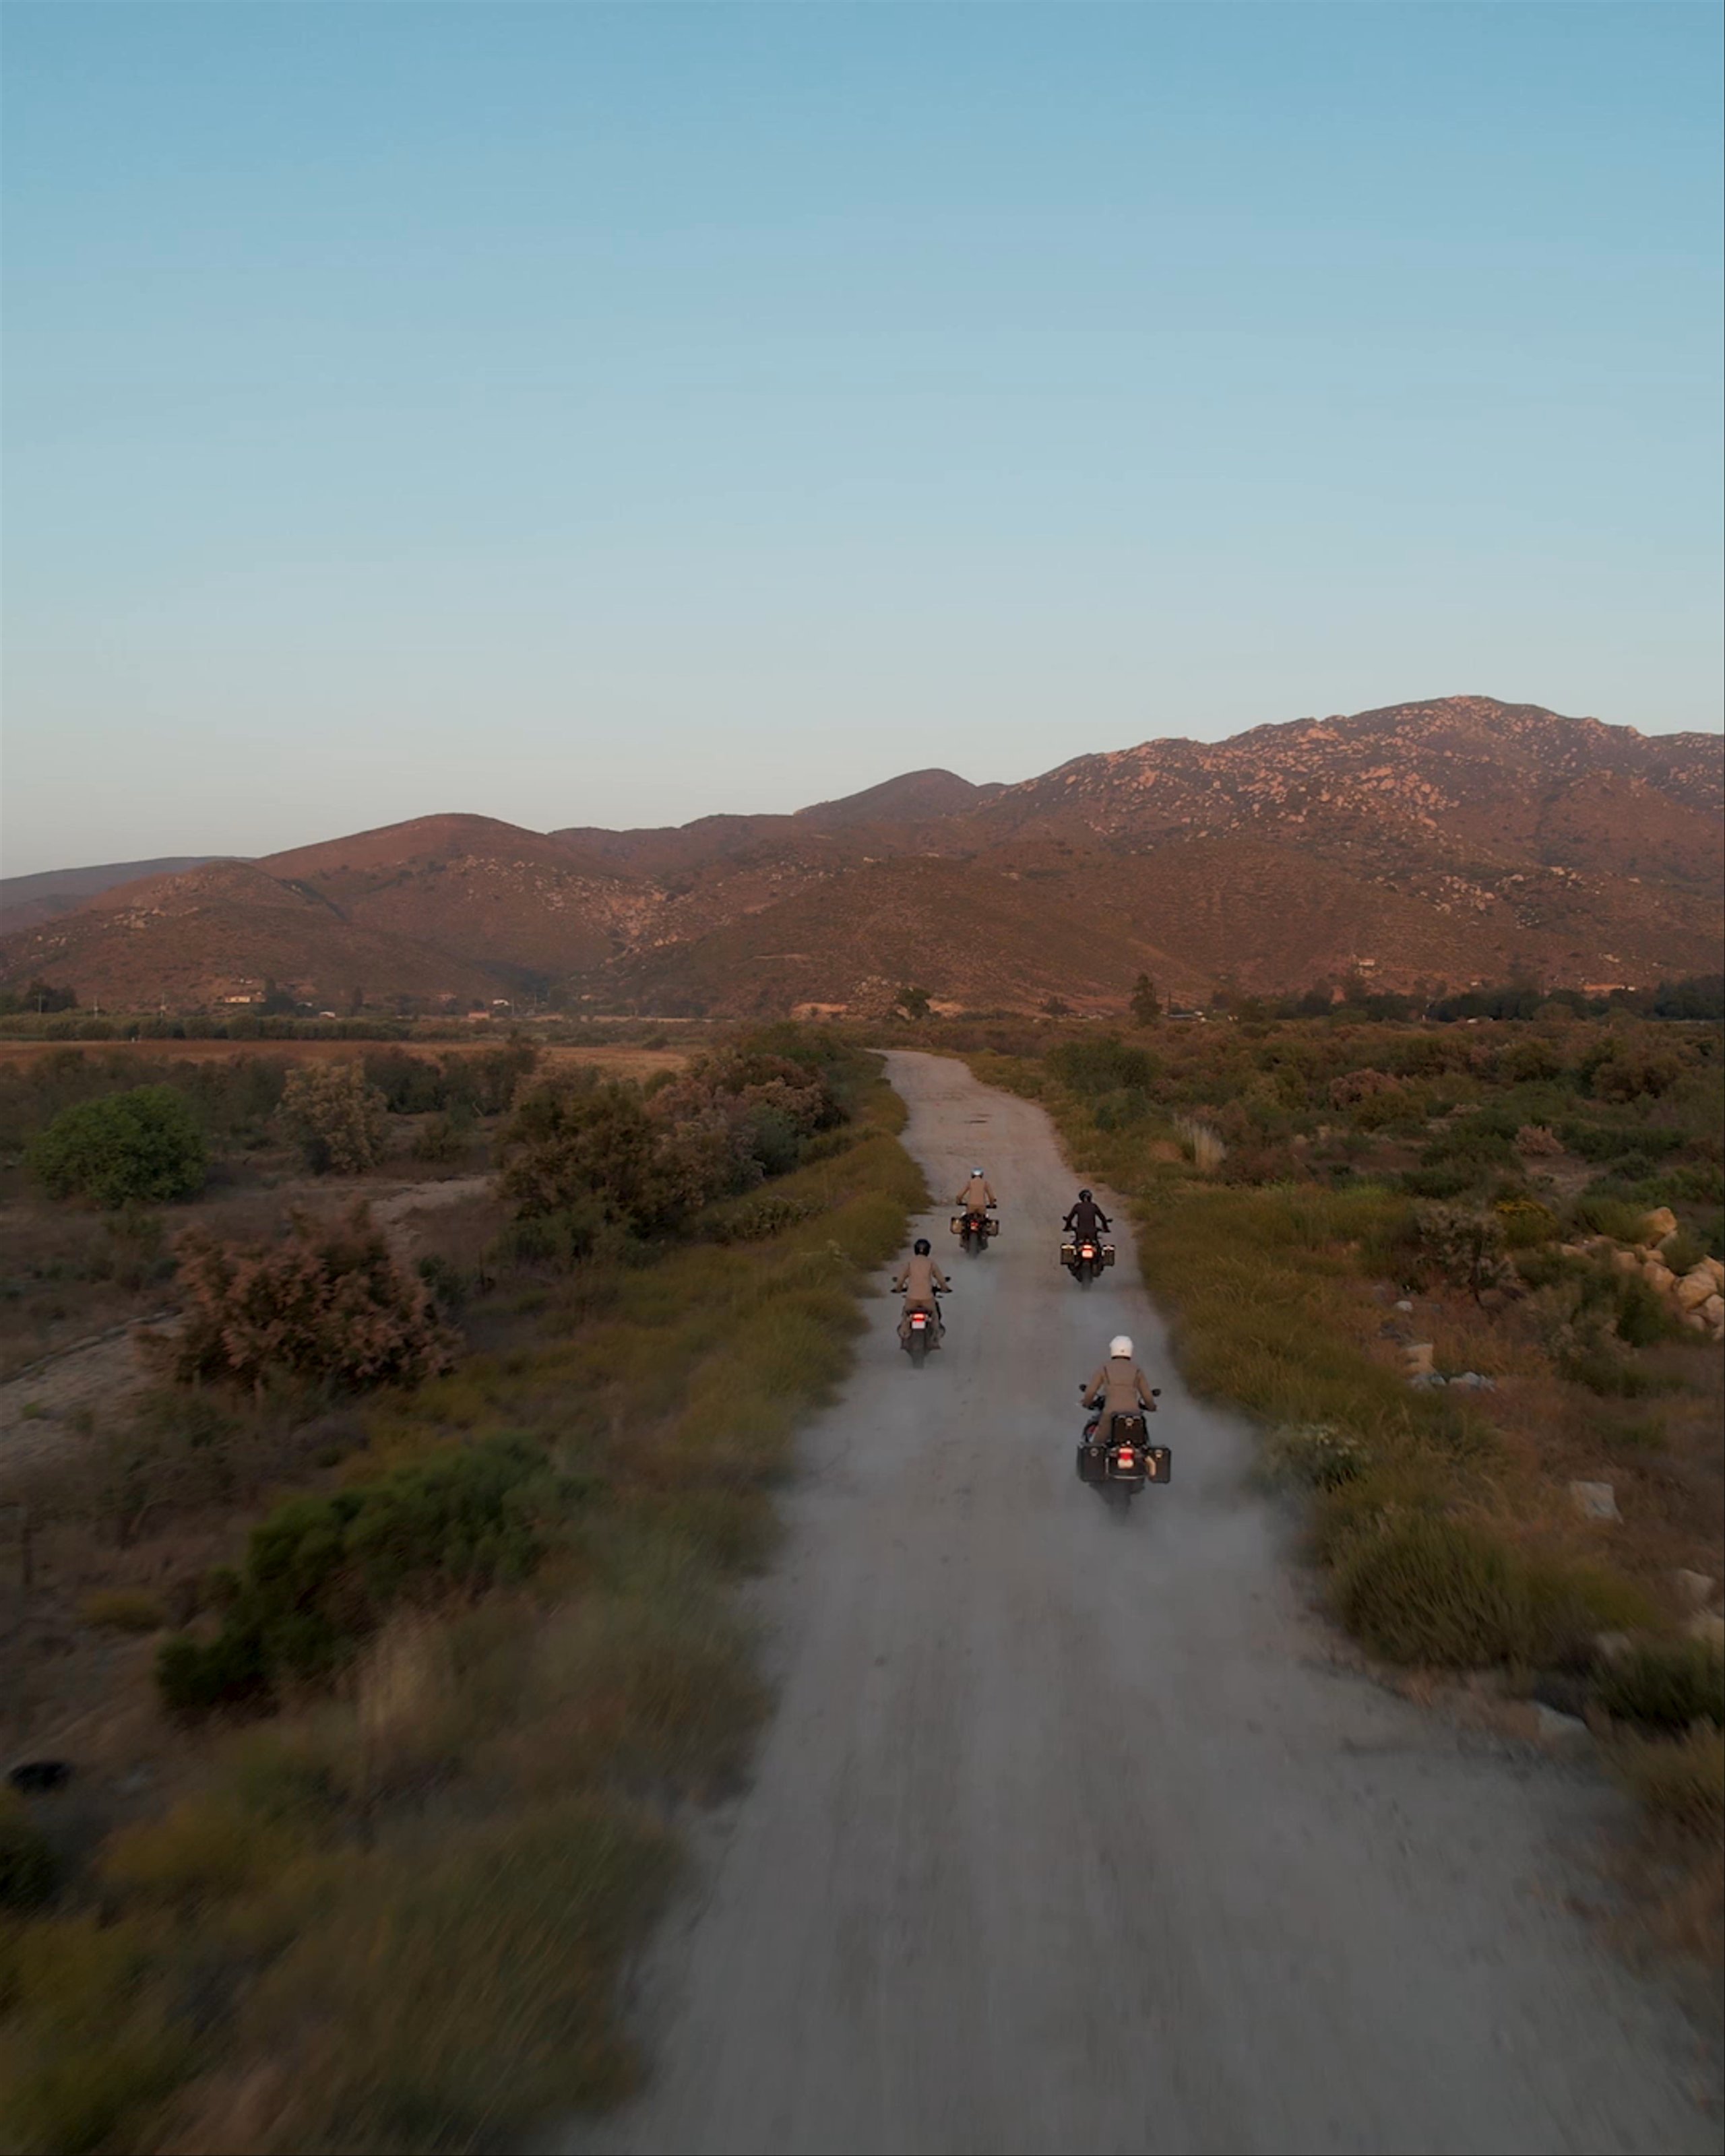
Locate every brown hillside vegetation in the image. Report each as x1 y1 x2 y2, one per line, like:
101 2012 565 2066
259 814 656 979
3 862 499 1012
0 858 232 939
3 698 1720 1015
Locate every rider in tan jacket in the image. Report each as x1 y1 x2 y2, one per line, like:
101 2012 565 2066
954 1169 997 1211
1081 1337 1157 1436
892 1240 951 1342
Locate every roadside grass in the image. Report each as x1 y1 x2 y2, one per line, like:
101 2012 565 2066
962 1042 1723 1965
0 1065 924 2155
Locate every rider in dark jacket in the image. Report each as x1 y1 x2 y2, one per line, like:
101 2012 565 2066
1064 1188 1111 1241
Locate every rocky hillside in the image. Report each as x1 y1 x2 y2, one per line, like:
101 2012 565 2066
259 815 656 984
3 700 1719 1014
0 856 232 938
4 860 498 1011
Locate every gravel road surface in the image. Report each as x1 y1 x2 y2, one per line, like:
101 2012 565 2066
570 1052 1717 2156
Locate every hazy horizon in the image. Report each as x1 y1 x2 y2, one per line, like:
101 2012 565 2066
4 2 1720 879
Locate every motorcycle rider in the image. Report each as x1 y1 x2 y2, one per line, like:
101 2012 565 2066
892 1237 951 1343
1081 1334 1157 1440
953 1166 997 1213
1063 1188 1111 1243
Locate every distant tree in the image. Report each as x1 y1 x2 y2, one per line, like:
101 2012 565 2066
1129 973 1162 1025
10 978 79 1015
278 1063 387 1174
895 985 933 1022
28 1086 207 1207
257 979 298 1017
1042 996 1071 1018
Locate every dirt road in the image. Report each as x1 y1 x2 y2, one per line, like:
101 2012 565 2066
571 1053 1716 2156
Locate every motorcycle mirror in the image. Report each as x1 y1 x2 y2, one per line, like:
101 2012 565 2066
1151 1387 1162 1396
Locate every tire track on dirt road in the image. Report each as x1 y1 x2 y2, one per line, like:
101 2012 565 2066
571 1051 1715 2154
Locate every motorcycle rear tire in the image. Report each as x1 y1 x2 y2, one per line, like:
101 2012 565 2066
909 1337 927 1368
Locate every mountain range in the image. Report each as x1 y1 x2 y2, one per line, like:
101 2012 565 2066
3 697 1720 1017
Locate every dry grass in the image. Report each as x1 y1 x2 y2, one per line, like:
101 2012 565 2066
0 1038 688 1078
967 1038 1725 1968
0 1057 922 2155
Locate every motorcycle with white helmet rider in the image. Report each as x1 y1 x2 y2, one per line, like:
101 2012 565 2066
1077 1335 1164 1512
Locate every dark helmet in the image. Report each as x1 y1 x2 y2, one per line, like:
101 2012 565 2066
913 1237 932 1256
1079 1188 1092 1201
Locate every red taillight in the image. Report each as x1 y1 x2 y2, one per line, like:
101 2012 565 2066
1081 1244 1095 1257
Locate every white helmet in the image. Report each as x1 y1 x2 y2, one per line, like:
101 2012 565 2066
1110 1335 1133 1359
972 1166 984 1176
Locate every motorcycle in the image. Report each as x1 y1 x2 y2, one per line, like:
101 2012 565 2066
951 1206 999 1256
1075 1393 1168 1515
900 1295 946 1368
1060 1234 1116 1286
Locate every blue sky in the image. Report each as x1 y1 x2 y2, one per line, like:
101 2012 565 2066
3 1 1720 875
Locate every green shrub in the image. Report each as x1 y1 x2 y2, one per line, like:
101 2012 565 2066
0 1916 192 2154
708 1193 819 1243
1400 1164 1478 1200
1334 1516 1539 1667
1660 1229 1707 1276
1048 1036 1159 1096
156 1623 272 1714
1589 1047 1687 1103
1520 1558 1658 1666
1614 1275 1676 1349
1094 1086 1153 1131
0 1790 59 1910
491 1199 608 1271
416 1251 471 1315
1422 1112 1519 1168
1594 1642 1725 1732
411 1112 466 1164
1557 1120 1683 1163
499 1075 716 1239
1567 1353 1672 1399
157 1436 559 1708
278 1061 387 1174
1259 1422 1371 1490
1571 1192 1660 1241
1614 1730 1725 1837
1663 1160 1725 1206
1409 1203 1517 1299
26 1086 206 1207
1493 1195 1559 1250
1497 1038 1567 1084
